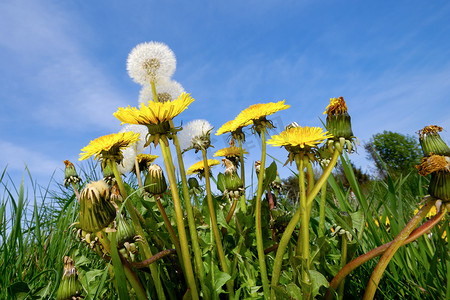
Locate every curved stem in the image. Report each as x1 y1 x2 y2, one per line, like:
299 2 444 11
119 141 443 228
132 249 177 268
238 137 247 213
363 198 436 300
70 182 81 203
325 203 446 299
159 141 199 300
202 149 234 297
255 130 270 299
271 149 340 296
110 160 166 300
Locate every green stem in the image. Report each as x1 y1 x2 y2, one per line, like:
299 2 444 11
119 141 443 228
171 125 208 299
255 130 270 299
70 182 81 203
201 149 234 297
159 141 199 300
271 149 340 296
150 80 159 103
296 155 311 292
154 195 183 267
306 160 315 221
337 236 348 299
110 160 166 300
96 231 147 300
362 198 436 300
238 137 247 213
131 249 177 268
325 203 445 299
318 183 327 238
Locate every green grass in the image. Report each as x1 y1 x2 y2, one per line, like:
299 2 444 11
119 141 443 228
0 156 448 299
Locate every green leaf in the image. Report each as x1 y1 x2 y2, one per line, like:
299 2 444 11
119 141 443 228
308 270 329 298
262 161 277 191
213 265 231 293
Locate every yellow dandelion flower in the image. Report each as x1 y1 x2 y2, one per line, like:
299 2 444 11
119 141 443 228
114 92 194 125
234 100 290 129
79 132 140 162
137 153 159 165
187 159 220 175
323 97 348 116
267 126 332 149
213 146 248 158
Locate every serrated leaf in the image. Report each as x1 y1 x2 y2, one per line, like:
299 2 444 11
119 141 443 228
308 270 329 298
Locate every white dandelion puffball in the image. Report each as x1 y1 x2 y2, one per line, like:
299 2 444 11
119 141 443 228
139 79 185 104
179 119 213 151
127 41 176 85
116 125 149 174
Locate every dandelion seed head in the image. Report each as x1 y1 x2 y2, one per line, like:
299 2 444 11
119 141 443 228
127 41 176 85
179 119 213 151
138 80 185 104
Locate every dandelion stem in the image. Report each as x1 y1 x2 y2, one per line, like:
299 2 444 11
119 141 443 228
70 182 81 203
271 149 340 297
338 235 348 299
110 160 166 300
238 137 247 213
255 130 271 299
159 140 200 300
318 183 327 238
171 126 208 299
362 198 436 300
202 149 234 297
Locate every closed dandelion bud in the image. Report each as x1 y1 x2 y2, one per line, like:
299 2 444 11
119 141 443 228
116 215 135 247
224 172 243 192
324 97 354 140
56 256 82 300
79 180 116 232
418 125 450 156
63 160 81 188
145 164 167 195
188 177 200 190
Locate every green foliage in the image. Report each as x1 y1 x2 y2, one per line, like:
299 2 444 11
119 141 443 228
365 130 422 177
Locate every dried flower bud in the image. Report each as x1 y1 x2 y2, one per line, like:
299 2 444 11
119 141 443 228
56 256 82 300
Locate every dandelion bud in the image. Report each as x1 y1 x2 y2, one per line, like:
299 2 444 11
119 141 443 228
418 125 450 156
144 164 167 195
116 215 135 247
56 256 82 300
224 172 243 192
188 177 200 190
79 181 116 232
324 97 354 140
63 160 81 188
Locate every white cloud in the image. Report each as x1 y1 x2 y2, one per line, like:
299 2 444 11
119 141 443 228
0 0 131 132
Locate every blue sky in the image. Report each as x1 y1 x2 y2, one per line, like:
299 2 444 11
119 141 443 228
1 0 450 192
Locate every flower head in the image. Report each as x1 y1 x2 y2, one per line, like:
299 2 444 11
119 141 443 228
187 159 220 178
79 132 140 166
139 79 185 104
234 100 290 134
144 164 168 195
114 92 194 125
56 256 82 300
178 119 213 152
214 146 247 168
267 126 332 164
418 125 450 156
323 97 356 153
127 41 176 85
136 153 159 171
416 154 450 202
